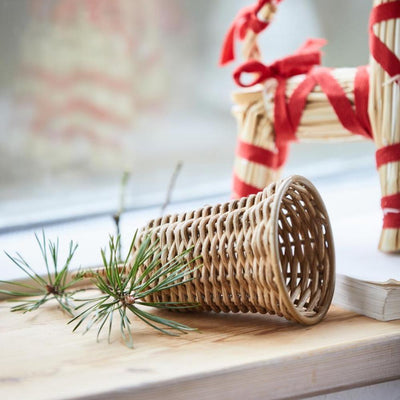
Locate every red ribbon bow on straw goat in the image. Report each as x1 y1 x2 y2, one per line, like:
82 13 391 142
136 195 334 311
219 0 281 66
233 38 326 87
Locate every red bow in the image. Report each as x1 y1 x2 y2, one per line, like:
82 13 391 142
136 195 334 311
233 38 326 87
219 0 280 66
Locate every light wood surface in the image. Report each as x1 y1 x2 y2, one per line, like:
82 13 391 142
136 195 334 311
0 302 399 400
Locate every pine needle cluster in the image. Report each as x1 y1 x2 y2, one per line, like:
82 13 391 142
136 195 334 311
0 231 199 348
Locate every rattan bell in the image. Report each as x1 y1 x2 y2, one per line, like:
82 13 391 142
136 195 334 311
133 175 335 325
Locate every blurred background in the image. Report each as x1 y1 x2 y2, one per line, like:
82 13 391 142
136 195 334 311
0 0 375 231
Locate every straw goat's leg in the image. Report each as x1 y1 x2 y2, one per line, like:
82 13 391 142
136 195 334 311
232 89 283 197
369 0 400 253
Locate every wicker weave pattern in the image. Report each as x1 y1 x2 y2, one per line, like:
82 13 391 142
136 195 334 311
133 175 335 325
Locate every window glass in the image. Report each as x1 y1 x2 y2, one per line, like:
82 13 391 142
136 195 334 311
0 0 375 230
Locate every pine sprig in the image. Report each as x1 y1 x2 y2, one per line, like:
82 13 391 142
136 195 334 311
70 233 200 348
0 232 82 316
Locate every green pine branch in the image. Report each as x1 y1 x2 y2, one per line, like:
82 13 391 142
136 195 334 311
0 231 83 316
70 233 200 348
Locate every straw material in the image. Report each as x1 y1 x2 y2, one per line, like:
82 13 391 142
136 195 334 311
242 2 278 61
232 67 364 196
133 175 335 325
369 0 400 253
232 86 281 197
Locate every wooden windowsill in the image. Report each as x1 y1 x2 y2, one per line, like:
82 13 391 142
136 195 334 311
1 304 399 400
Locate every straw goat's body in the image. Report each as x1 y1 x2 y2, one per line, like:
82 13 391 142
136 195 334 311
232 68 364 197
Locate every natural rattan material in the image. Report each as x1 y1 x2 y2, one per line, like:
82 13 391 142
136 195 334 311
132 175 335 325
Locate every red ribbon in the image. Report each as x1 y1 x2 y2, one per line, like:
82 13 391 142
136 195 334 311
274 65 373 146
381 193 400 229
233 174 263 197
369 1 400 80
233 38 326 88
232 142 288 196
231 37 373 145
370 1 400 229
232 140 287 197
232 2 400 211
354 65 373 137
381 193 400 210
236 139 288 170
232 63 373 196
219 0 280 66
383 213 400 229
376 143 400 169
231 40 375 198
376 143 400 229
233 141 289 197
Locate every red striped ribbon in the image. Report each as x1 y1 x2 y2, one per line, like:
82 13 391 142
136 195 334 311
233 174 263 198
370 1 400 229
274 66 372 146
232 0 400 217
236 140 288 170
369 2 400 79
219 0 281 66
381 192 400 228
376 143 400 168
232 48 373 198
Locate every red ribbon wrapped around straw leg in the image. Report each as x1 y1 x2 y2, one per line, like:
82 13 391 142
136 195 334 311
369 2 400 80
219 0 282 66
370 1 400 230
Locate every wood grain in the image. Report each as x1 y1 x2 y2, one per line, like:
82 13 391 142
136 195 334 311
0 302 399 400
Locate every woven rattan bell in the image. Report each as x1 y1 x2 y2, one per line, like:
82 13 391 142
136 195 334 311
133 175 335 325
